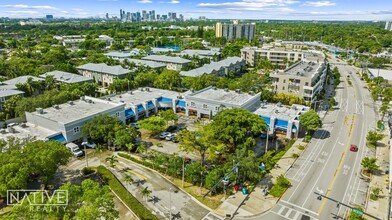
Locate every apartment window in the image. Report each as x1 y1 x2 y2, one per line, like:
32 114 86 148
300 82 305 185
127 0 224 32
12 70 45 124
283 79 286 83
0 97 5 102
282 86 285 90
215 106 219 111
115 112 120 117
203 104 208 109
305 82 309 86
73 126 80 134
190 102 195 107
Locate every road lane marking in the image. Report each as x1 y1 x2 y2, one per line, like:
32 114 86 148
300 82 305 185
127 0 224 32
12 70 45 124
292 211 301 220
290 127 332 183
300 114 351 207
285 209 293 218
317 114 356 214
280 200 319 216
115 164 148 180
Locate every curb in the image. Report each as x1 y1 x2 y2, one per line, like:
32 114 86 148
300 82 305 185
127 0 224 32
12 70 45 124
114 152 214 213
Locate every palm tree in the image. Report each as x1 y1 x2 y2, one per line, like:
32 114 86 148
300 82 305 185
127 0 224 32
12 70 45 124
123 174 134 194
105 155 118 167
135 143 146 155
95 144 104 165
139 186 152 203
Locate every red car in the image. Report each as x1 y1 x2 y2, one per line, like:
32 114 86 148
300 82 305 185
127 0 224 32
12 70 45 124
350 144 358 152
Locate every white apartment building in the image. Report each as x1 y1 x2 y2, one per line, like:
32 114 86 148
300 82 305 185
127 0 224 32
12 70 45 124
241 47 303 69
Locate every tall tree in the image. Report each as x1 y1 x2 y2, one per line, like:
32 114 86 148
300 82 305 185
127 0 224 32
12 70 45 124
158 109 178 125
210 108 267 153
138 116 166 135
299 110 322 134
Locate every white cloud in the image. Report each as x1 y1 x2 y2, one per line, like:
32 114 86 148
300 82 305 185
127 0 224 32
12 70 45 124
198 0 299 9
169 0 180 3
4 10 40 14
138 0 153 3
2 4 58 10
302 1 335 7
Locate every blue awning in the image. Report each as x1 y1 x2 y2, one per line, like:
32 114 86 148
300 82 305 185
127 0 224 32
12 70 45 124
260 116 270 126
157 97 172 103
176 100 186 108
275 119 288 129
292 124 298 132
125 109 135 118
48 133 66 143
147 101 154 109
137 104 145 113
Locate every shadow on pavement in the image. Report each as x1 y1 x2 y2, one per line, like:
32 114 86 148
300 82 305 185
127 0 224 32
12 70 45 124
312 129 330 140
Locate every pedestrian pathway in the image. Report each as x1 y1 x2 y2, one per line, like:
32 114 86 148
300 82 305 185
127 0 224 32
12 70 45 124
365 127 390 220
206 139 310 218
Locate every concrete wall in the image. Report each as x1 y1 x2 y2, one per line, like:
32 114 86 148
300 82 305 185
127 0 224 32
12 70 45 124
26 112 61 132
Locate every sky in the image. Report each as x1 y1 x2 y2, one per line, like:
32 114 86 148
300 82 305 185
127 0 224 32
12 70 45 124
0 0 391 21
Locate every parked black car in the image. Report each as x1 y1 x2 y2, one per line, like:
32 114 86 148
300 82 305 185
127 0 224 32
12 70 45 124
165 125 177 132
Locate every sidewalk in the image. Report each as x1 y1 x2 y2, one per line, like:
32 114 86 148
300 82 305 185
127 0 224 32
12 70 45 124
214 138 309 218
365 127 390 220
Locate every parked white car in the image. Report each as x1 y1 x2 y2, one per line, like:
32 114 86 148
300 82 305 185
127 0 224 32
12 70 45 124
66 143 84 157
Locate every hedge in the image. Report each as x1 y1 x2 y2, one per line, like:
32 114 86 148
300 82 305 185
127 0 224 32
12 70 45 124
97 166 158 220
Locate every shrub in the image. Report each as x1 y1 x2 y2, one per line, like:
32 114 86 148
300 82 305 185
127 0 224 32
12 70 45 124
81 167 94 175
97 166 158 220
297 145 305 150
292 153 300 159
349 207 363 220
304 134 312 143
269 175 291 197
370 187 381 200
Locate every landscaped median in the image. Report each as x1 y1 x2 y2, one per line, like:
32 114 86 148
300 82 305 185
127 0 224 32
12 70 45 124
97 166 158 220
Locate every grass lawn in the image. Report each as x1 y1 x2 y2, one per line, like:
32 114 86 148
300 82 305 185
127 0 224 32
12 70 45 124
169 177 223 210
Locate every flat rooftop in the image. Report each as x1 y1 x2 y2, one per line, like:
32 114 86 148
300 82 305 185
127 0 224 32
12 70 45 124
274 61 323 78
29 96 124 124
0 85 24 98
253 104 309 121
187 87 258 106
106 88 189 107
0 123 57 141
368 68 392 81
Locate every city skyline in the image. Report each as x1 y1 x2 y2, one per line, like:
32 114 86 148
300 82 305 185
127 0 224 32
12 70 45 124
0 0 391 20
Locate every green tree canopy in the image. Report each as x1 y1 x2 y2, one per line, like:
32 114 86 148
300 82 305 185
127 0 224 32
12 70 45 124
158 109 178 125
5 179 119 219
361 157 379 173
82 114 123 144
299 110 322 134
0 138 72 197
210 108 267 153
138 116 166 134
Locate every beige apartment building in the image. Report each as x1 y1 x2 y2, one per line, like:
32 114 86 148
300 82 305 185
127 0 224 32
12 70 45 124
216 22 223 38
270 55 327 102
241 47 303 69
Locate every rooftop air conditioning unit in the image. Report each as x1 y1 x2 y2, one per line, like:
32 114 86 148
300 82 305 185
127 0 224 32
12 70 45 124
146 87 150 92
224 88 229 92
68 101 73 105
235 89 241 93
119 95 122 98
88 99 93 104
212 86 217 90
36 108 44 114
129 91 133 95
53 105 59 109
190 89 194 93
80 96 85 101
140 88 144 91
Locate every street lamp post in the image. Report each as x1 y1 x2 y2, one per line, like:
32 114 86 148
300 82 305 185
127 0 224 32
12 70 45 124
182 157 185 188
82 142 88 167
169 187 172 220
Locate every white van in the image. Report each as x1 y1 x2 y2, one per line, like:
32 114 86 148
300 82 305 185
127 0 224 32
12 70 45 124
66 143 84 157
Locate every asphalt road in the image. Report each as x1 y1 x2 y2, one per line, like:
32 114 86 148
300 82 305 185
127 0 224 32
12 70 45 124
239 57 377 220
